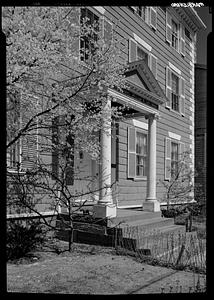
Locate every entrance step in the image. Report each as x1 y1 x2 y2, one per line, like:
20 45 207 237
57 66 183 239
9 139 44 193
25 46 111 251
108 209 162 226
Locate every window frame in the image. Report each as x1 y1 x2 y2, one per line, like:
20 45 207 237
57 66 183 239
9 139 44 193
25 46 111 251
171 72 180 112
165 137 185 181
166 66 185 116
135 130 148 178
136 44 149 65
171 141 179 178
128 126 148 180
171 18 179 52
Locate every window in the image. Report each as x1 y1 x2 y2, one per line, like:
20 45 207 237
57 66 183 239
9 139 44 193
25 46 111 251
171 141 179 177
7 142 20 169
171 19 179 51
166 67 185 115
136 131 147 177
128 127 148 179
185 28 192 42
128 6 156 28
137 46 149 64
171 72 179 112
166 11 185 56
129 39 157 78
80 8 99 61
52 116 74 185
165 137 185 180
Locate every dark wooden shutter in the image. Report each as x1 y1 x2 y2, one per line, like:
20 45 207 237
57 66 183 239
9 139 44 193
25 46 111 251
129 39 137 62
179 77 185 116
166 67 172 109
179 142 185 161
166 10 172 44
52 116 59 179
150 54 157 79
165 137 171 180
128 127 136 178
180 24 185 56
20 95 37 170
150 7 157 30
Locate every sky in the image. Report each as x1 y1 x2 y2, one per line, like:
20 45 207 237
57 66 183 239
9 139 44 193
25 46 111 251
195 6 212 65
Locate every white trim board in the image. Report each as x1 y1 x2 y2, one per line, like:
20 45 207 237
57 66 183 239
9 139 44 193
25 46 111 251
133 119 148 130
168 62 181 75
168 131 181 141
133 33 152 52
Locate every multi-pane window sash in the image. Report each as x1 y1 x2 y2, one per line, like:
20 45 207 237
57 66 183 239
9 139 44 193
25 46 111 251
128 127 148 179
171 73 179 112
7 141 20 169
136 131 147 177
171 141 179 177
171 19 179 50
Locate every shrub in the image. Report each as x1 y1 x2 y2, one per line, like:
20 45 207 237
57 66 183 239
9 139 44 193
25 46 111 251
7 220 46 261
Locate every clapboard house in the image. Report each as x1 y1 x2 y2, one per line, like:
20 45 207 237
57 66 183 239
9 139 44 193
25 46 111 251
7 6 206 219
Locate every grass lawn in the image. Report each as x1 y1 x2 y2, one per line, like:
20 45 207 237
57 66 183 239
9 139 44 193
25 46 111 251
6 241 206 294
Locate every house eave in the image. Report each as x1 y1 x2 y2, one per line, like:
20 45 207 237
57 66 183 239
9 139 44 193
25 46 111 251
126 81 166 106
174 7 206 31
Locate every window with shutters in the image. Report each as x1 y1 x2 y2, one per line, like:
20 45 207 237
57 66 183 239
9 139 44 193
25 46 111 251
129 39 157 79
80 8 99 61
166 67 185 115
165 137 185 180
128 127 148 179
166 11 185 56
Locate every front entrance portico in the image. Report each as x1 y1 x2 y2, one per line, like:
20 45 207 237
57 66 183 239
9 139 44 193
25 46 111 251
93 91 160 219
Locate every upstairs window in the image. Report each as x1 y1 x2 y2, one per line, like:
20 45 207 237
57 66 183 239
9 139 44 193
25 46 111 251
80 8 99 61
185 28 192 42
166 67 185 115
171 19 179 51
166 10 185 56
137 46 149 65
129 39 157 79
128 6 156 28
171 72 179 112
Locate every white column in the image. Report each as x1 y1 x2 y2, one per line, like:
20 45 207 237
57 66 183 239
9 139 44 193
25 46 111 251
93 97 116 218
143 114 160 212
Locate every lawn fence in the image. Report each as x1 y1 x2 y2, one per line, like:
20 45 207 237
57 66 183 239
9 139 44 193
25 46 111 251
113 225 206 274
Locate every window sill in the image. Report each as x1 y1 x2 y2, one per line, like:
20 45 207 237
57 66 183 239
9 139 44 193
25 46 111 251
7 169 26 175
165 107 184 117
133 177 147 181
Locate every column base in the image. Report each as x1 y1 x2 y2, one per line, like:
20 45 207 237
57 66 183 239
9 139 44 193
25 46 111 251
93 203 117 219
143 200 160 212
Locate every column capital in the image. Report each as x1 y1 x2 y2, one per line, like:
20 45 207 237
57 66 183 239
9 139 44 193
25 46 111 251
145 113 160 121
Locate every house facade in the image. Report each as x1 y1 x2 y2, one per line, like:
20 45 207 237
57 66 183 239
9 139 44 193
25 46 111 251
7 6 206 219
